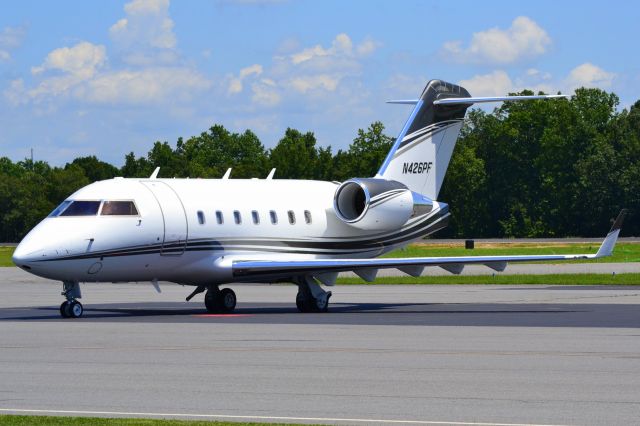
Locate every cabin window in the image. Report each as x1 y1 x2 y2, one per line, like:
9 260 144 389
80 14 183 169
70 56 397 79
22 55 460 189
270 210 278 224
101 201 139 216
197 211 205 225
233 210 241 224
304 210 312 224
288 210 296 225
251 210 260 224
215 210 224 224
58 201 101 216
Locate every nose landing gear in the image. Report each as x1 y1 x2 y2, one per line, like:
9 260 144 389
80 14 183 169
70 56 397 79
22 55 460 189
60 281 83 318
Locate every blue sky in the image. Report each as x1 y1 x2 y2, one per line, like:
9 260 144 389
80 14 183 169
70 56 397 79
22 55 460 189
1 0 637 166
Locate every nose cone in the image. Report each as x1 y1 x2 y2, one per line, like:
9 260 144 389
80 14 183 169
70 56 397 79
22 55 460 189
12 224 48 269
12 240 39 269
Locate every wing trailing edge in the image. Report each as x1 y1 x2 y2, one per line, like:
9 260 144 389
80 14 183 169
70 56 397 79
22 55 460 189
231 210 627 281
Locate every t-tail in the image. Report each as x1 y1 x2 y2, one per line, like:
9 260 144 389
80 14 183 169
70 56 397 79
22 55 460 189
376 79 567 200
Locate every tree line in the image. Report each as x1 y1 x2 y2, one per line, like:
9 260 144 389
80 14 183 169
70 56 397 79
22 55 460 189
1 87 637 242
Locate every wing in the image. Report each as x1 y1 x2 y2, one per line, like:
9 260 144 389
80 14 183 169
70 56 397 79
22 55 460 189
231 210 627 283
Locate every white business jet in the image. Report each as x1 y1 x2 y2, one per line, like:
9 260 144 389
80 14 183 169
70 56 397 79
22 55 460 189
12 80 626 318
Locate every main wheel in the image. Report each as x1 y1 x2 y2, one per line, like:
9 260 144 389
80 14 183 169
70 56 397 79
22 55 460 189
220 288 237 313
68 301 83 318
204 289 221 313
60 301 70 318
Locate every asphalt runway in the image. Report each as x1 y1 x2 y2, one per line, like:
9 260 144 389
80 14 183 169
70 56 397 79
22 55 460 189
1 269 640 425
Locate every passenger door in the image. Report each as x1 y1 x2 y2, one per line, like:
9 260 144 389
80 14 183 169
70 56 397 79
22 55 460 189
141 181 188 255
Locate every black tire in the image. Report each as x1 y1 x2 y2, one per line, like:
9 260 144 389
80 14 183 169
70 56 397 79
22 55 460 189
296 292 306 312
204 289 221 313
60 301 70 318
69 301 83 318
220 288 236 313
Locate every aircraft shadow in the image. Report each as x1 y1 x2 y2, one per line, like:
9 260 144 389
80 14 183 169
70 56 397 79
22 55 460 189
1 301 639 328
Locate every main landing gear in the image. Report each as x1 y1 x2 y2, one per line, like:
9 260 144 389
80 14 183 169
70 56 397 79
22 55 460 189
60 281 83 318
204 286 237 313
185 285 237 313
295 276 331 313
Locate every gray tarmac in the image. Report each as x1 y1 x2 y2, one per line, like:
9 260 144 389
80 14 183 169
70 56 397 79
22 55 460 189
1 268 640 425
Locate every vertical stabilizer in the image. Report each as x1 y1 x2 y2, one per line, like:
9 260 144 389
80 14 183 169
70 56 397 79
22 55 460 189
377 80 471 199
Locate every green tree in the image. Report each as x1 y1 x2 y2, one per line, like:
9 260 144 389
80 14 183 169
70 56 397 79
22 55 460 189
68 156 119 182
268 128 319 179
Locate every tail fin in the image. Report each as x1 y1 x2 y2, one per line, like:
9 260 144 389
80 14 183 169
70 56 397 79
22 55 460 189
377 80 471 199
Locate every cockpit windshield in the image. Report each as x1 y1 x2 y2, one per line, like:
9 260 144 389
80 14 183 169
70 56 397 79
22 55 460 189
48 200 72 217
58 201 101 216
48 200 139 217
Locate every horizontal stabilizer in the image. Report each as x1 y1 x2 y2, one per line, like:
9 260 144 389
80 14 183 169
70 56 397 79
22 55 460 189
386 100 420 105
433 94 568 106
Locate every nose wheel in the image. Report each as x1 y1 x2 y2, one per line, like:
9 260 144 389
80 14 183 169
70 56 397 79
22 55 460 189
60 281 83 318
60 300 83 318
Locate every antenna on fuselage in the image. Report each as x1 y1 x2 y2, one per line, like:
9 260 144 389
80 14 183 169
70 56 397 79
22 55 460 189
149 167 160 179
266 168 276 180
222 168 232 179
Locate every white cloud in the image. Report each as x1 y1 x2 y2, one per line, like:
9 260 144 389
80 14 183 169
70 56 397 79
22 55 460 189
459 70 514 97
80 68 211 104
565 63 615 90
290 33 375 66
9 0 214 107
31 42 106 79
288 75 339 93
125 0 170 14
109 0 177 62
458 63 616 98
228 64 263 94
291 33 351 64
251 78 281 106
442 16 551 64
0 25 27 61
224 33 378 109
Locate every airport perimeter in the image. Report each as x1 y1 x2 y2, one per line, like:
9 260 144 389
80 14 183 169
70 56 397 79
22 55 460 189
1 267 640 425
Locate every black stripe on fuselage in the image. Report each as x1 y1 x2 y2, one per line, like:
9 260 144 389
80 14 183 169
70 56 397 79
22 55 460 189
33 208 449 262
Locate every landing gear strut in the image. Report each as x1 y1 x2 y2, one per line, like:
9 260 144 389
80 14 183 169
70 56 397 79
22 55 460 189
295 276 331 313
204 286 237 313
60 281 83 318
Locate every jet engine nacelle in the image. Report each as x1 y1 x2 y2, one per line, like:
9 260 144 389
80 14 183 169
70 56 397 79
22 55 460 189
333 178 433 231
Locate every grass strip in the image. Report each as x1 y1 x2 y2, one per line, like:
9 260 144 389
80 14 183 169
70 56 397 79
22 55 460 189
383 242 640 263
0 247 14 267
336 273 640 285
0 415 311 426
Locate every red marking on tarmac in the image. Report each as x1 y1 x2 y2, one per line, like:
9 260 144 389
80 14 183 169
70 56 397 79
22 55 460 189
193 314 252 318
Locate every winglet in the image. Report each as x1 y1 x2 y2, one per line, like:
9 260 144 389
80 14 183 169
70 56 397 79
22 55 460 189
149 167 160 179
222 168 232 179
595 209 628 258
